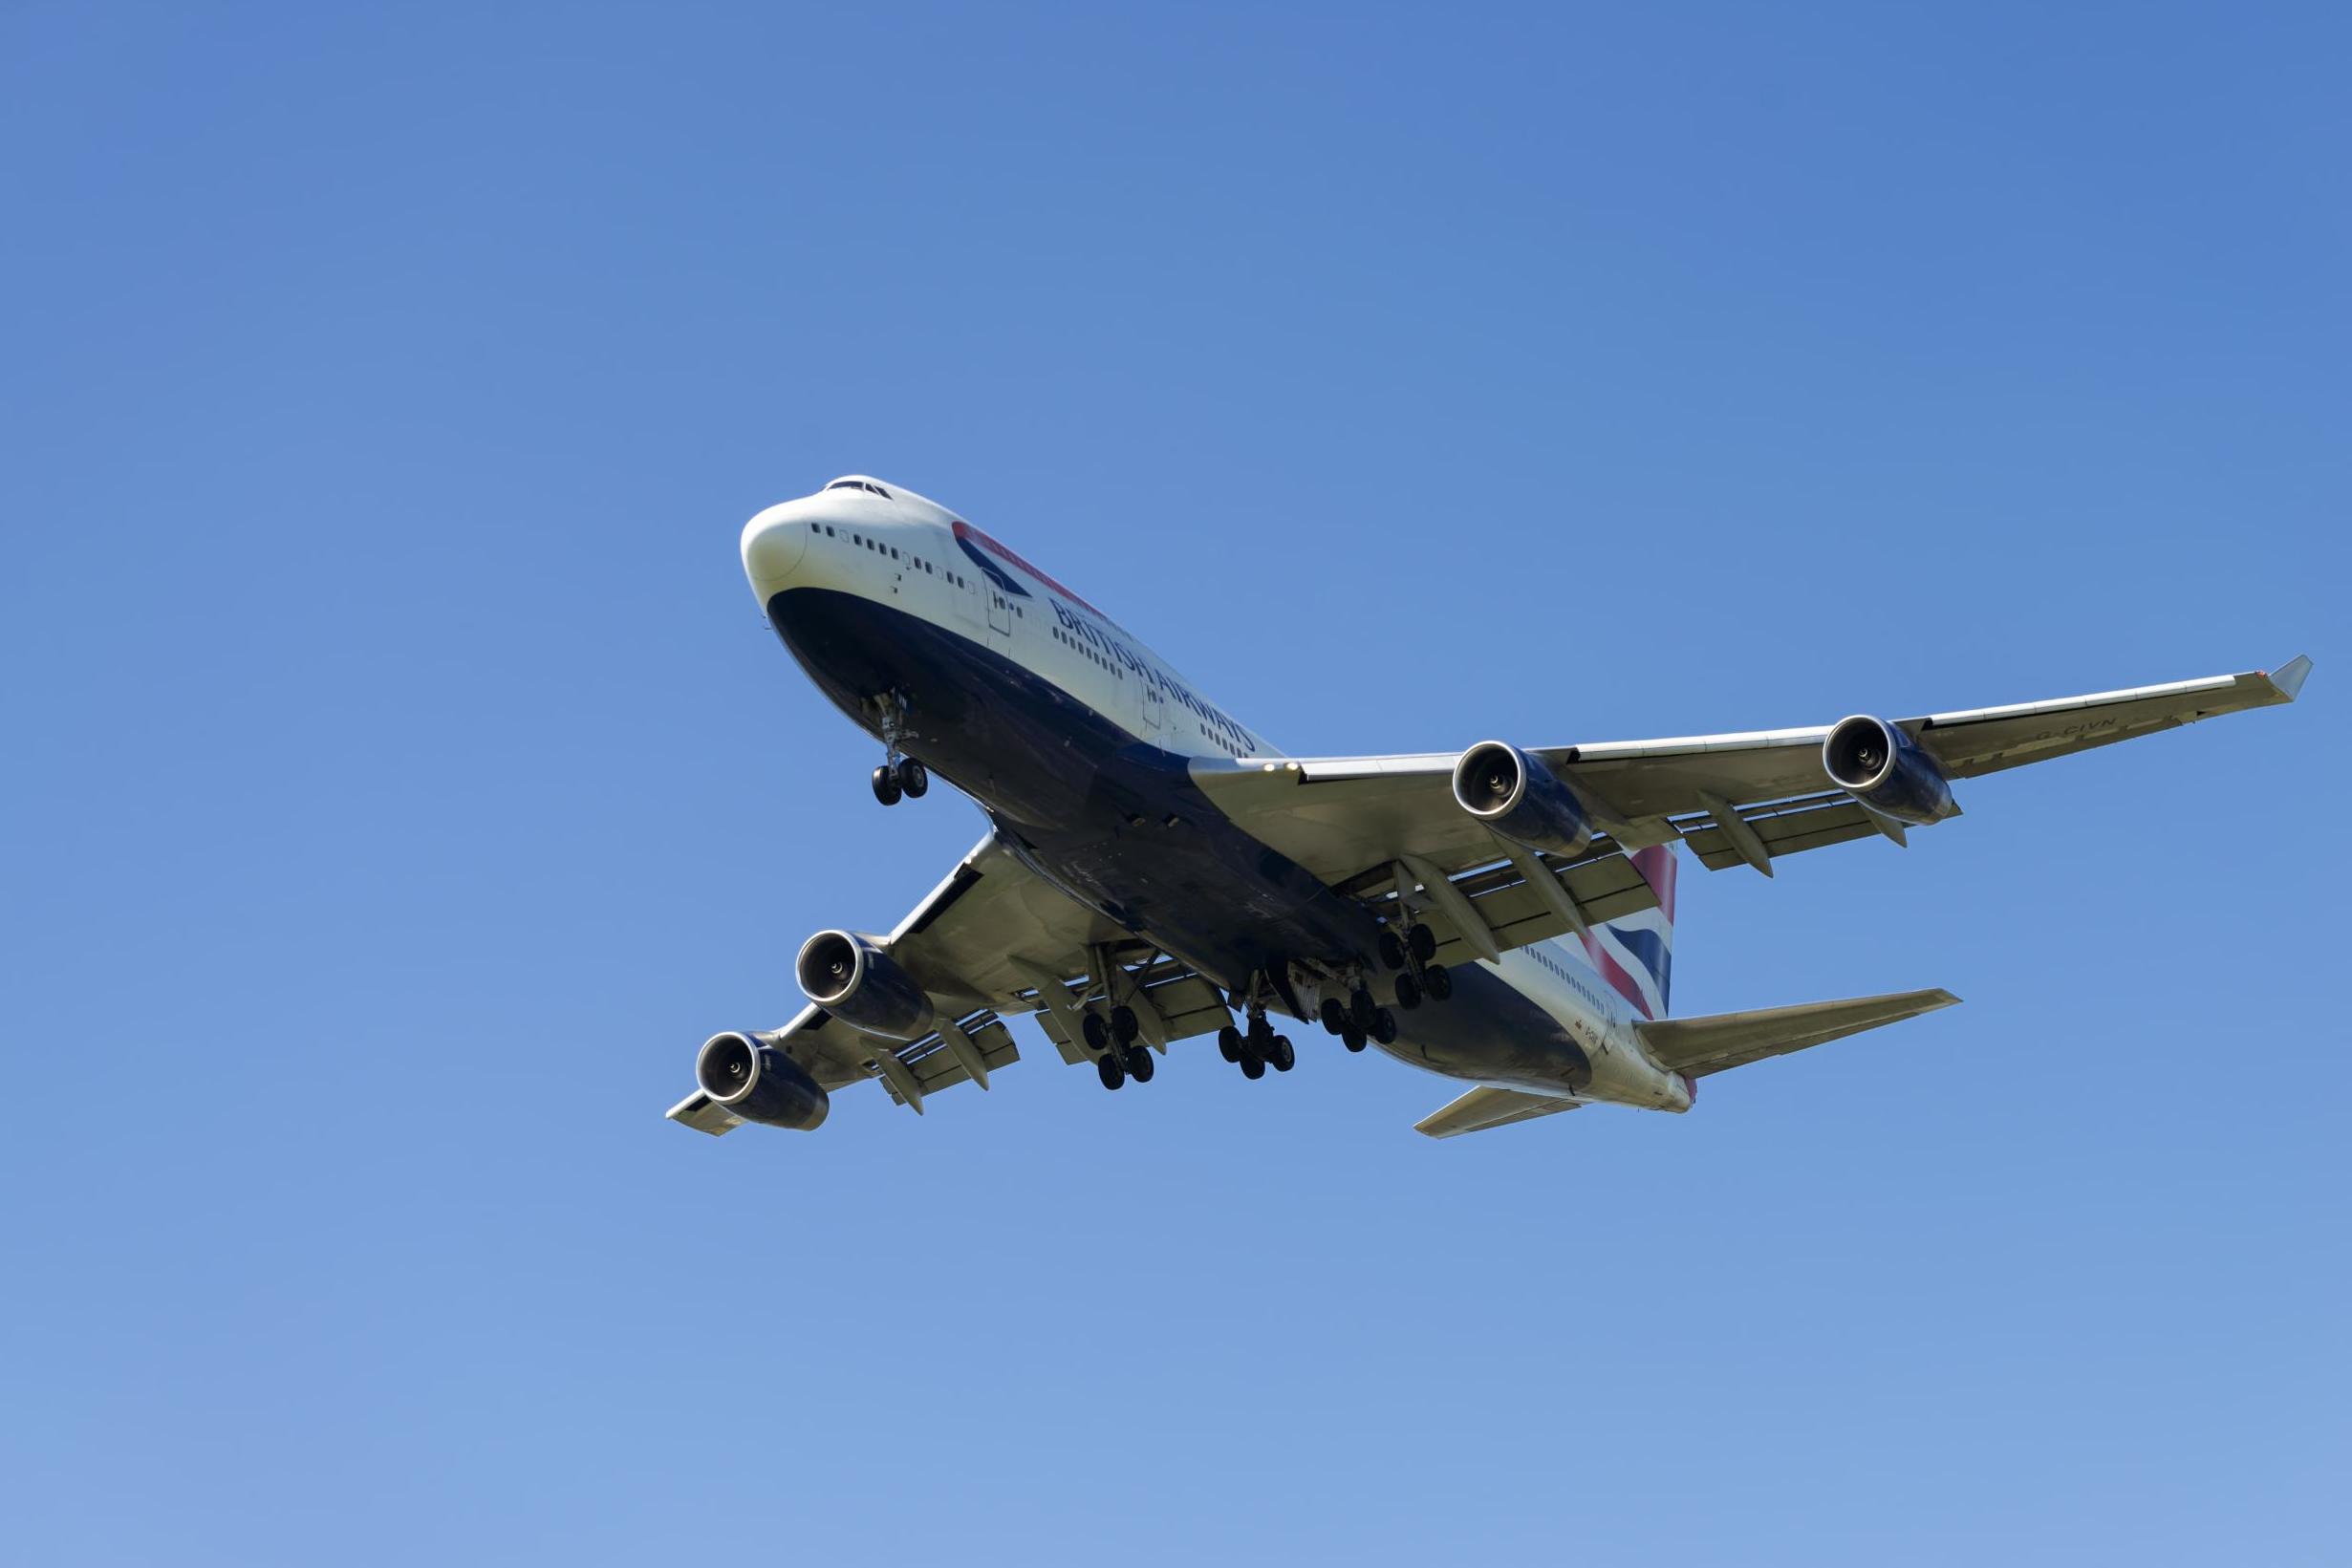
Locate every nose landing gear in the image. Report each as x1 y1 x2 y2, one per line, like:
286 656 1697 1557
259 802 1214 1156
865 691 931 805
870 758 929 805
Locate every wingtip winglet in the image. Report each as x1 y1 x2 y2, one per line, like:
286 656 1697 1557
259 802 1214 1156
2269 654 2313 702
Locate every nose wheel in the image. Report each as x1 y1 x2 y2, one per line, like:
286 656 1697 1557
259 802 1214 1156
870 758 927 805
866 691 930 805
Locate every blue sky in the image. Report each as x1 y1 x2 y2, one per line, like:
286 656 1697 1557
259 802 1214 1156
3 4 2344 1563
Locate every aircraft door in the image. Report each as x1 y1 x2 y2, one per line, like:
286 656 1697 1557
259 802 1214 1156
986 585 1014 641
949 556 985 634
1140 671 1166 739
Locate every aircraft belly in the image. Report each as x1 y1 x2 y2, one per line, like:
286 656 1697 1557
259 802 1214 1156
766 588 1377 985
1373 962 1594 1096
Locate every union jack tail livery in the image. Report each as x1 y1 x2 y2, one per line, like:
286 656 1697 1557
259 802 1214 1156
1586 844 1677 1020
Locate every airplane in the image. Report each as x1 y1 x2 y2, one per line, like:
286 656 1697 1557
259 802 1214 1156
667 475 2312 1141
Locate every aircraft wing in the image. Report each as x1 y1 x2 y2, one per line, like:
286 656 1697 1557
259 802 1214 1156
666 833 1237 1132
1191 656 2311 913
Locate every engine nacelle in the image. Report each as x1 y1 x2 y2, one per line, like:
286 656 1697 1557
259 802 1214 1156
1822 715 1958 826
795 929 935 1042
695 1031 831 1131
1452 741 1596 859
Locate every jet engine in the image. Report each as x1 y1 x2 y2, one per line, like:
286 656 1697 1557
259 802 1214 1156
1822 715 1959 825
795 929 935 1042
1451 741 1595 858
695 1031 831 1131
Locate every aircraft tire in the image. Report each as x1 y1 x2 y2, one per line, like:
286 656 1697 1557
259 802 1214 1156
1370 1008 1398 1045
871 765 902 805
1082 1012 1110 1051
1096 1053 1126 1090
1217 1025 1241 1062
1377 931 1406 970
1341 1027 1367 1053
1320 998 1346 1034
1393 971 1421 1011
1408 923 1437 963
1240 1053 1265 1080
1124 1046 1154 1084
1111 1005 1138 1043
1269 1035 1295 1072
895 758 929 798
1423 963 1453 1001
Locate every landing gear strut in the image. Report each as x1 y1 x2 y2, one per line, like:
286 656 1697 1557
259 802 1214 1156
866 691 929 805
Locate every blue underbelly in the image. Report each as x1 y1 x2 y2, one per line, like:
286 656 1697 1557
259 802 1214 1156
766 587 1590 1092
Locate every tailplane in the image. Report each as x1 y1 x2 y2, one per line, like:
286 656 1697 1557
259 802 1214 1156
1637 988 1959 1079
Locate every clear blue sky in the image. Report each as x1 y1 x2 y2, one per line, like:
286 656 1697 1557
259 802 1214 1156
4 5 2344 1563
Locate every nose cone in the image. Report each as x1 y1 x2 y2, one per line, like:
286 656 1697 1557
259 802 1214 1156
740 507 811 596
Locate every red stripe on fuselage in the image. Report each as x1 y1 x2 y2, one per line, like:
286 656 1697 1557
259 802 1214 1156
952 521 1110 621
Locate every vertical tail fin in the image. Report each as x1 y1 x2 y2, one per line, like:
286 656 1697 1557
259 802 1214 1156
1583 845 1677 1020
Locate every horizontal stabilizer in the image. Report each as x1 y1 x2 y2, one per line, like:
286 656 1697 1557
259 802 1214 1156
1638 988 1959 1079
1414 1085 1583 1140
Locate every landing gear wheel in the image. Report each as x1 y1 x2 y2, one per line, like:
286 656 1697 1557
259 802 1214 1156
894 757 929 798
1422 962 1453 1001
1111 1005 1139 1044
1349 987 1375 1033
1393 970 1422 1011
1341 1027 1368 1053
1377 931 1406 971
1082 1012 1110 1052
1408 923 1437 964
1269 1035 1296 1072
1217 1025 1242 1063
1096 1053 1126 1090
1240 1052 1266 1080
1320 998 1347 1035
871 765 902 805
1370 1008 1398 1045
1123 1046 1154 1084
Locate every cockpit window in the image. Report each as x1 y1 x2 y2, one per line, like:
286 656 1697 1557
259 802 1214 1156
824 479 893 499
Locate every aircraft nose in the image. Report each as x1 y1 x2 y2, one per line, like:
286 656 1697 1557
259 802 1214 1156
741 509 811 594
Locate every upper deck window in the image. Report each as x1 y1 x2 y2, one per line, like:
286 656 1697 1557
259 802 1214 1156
824 479 893 500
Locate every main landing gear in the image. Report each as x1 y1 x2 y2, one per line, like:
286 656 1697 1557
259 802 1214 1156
1377 920 1452 1009
865 690 930 805
1216 1007 1293 1081
1318 987 1395 1052
1089 1003 1154 1091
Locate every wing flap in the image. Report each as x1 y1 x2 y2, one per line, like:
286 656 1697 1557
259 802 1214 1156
1638 988 1960 1078
895 1017 1023 1098
1385 847 1660 969
665 1091 744 1137
1675 793 1887 873
1414 1085 1583 1139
